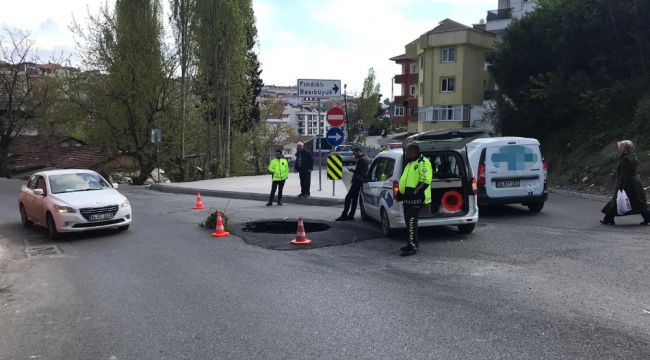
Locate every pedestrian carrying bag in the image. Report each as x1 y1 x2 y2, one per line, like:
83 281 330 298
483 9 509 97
616 190 632 215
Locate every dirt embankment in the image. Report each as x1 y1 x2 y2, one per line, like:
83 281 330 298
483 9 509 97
545 137 650 199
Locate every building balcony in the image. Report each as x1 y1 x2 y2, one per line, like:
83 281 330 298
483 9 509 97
486 8 512 22
394 96 417 107
394 73 418 84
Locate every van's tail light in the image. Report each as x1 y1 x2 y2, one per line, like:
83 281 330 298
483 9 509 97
471 178 478 195
392 180 400 199
477 164 486 185
543 160 548 180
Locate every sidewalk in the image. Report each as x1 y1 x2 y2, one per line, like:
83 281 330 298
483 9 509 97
151 170 352 206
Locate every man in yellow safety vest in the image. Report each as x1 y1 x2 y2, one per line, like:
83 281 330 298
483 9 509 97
267 149 289 206
397 143 432 256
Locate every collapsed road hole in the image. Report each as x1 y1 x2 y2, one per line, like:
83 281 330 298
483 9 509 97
241 220 330 234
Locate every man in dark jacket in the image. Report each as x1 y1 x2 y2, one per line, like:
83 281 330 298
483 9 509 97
336 148 370 221
601 140 650 225
295 142 314 198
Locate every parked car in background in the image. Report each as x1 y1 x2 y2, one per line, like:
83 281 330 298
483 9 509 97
333 145 356 165
18 169 132 239
466 137 548 212
360 129 482 236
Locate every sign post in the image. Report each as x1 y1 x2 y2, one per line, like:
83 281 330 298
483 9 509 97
297 78 342 193
327 153 343 197
325 106 346 197
317 98 322 191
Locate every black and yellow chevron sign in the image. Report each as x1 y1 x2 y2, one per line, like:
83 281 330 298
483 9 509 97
327 153 343 180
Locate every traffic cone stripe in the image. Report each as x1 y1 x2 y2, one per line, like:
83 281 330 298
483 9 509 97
211 211 230 238
193 192 206 210
290 216 312 245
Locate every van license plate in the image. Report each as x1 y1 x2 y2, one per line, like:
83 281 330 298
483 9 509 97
496 180 520 188
90 213 113 221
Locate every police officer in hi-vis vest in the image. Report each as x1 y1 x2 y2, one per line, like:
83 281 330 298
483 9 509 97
397 143 432 256
267 149 289 206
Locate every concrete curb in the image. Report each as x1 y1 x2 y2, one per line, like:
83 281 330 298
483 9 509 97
149 183 345 207
549 188 609 202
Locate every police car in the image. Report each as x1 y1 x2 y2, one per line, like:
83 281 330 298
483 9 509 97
359 129 488 236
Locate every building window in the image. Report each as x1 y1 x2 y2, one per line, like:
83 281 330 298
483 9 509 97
419 55 424 70
424 105 464 121
410 63 417 74
410 107 418 116
441 77 455 92
394 106 404 117
442 48 456 63
410 85 416 96
420 83 424 97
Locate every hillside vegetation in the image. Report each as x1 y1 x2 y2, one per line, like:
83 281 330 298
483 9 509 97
489 0 650 194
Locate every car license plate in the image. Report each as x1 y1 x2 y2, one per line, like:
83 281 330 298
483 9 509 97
89 213 113 221
496 180 520 188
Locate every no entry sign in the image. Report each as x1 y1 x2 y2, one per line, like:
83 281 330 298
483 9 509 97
326 106 345 127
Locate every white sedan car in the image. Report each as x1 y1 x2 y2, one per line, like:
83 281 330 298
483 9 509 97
18 169 132 239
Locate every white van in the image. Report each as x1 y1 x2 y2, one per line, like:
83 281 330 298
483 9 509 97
466 137 548 212
359 129 482 236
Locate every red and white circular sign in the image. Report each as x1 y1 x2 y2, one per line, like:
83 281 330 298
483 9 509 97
326 106 345 127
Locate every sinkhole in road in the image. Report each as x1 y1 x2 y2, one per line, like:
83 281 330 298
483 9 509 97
241 220 330 234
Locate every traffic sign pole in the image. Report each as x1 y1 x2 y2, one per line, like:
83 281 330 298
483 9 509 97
318 98 322 192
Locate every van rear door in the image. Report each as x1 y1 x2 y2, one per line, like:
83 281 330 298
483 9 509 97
484 140 544 198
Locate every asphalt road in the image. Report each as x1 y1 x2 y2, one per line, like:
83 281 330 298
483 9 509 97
0 178 648 359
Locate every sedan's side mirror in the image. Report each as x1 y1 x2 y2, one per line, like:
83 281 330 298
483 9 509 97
112 183 119 189
33 189 44 196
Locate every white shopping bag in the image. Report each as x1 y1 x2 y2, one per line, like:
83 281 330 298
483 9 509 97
616 190 632 215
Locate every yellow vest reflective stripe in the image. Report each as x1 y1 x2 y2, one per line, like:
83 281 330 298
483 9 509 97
268 158 289 181
399 156 433 204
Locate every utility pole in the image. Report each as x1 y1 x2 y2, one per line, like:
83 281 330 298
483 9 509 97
317 98 322 191
344 84 349 142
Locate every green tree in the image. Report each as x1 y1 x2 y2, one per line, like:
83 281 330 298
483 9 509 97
70 0 176 184
350 68 381 141
490 0 650 140
170 0 196 169
193 0 251 177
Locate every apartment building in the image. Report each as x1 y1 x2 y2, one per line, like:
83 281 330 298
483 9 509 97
486 0 538 41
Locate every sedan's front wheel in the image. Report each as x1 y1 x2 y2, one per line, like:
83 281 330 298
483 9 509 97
20 204 33 228
46 213 60 240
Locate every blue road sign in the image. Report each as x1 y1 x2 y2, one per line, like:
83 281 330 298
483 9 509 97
326 127 345 147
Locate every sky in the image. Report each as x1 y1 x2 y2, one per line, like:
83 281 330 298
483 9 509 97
0 0 496 97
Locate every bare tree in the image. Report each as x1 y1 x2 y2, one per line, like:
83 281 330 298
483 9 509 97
0 28 55 177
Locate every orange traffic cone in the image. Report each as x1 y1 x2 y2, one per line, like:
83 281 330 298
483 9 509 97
211 211 230 238
193 192 206 210
290 217 312 245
